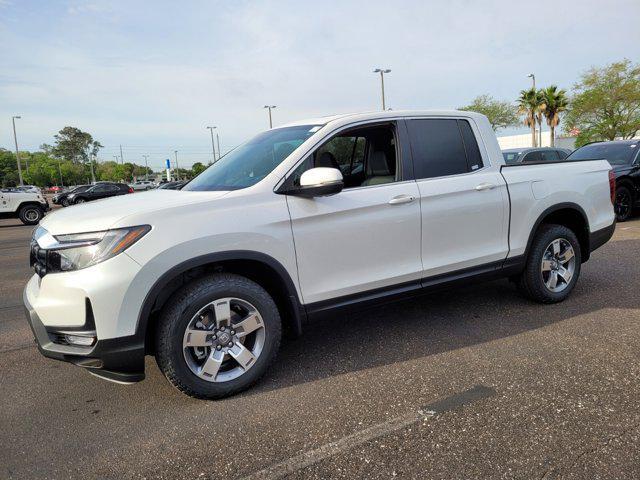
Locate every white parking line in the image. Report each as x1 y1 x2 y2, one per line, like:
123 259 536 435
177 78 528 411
243 385 495 480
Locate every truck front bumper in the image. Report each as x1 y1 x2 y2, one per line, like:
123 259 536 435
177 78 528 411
23 286 145 384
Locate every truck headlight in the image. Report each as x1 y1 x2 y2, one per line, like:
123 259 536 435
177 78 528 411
47 225 150 272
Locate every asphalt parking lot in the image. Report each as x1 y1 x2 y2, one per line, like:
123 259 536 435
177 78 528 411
1 214 640 479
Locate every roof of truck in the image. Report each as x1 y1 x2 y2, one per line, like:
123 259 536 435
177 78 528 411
278 110 486 128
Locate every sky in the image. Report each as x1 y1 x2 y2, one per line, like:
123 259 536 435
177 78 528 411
1 0 639 171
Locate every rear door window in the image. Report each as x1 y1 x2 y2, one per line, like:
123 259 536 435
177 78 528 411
407 119 470 179
540 150 560 162
522 151 542 162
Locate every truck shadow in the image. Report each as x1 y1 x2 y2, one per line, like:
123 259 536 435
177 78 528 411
245 237 640 396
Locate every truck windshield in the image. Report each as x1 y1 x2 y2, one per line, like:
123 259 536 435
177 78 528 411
184 125 322 191
566 142 638 165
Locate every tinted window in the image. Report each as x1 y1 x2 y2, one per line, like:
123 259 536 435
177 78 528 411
566 142 638 165
556 149 569 160
503 152 521 164
407 119 469 179
458 120 483 170
540 150 560 162
91 185 109 192
522 151 542 162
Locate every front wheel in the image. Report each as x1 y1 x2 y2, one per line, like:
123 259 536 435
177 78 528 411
74 197 86 204
517 224 581 303
155 274 282 399
61 198 69 207
18 205 43 225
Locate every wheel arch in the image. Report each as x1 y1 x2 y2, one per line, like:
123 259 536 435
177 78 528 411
138 250 305 354
16 201 44 212
525 203 591 262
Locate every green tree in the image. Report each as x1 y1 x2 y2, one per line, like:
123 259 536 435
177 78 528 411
459 95 520 131
518 88 544 147
191 162 207 176
564 60 640 146
540 86 569 147
52 127 102 162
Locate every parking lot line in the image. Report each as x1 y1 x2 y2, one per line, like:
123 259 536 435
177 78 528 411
244 385 496 480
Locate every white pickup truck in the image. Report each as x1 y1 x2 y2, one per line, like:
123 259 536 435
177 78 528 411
23 111 615 399
0 188 49 225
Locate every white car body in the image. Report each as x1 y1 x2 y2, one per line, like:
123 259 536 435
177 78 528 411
0 189 49 224
129 180 156 191
23 110 616 387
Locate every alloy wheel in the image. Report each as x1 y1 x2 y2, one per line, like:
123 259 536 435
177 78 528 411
541 238 576 293
615 190 631 220
182 297 266 383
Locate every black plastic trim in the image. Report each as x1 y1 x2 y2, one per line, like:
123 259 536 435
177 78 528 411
306 256 526 319
589 221 616 253
136 250 305 341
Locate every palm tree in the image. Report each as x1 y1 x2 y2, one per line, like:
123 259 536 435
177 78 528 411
518 88 543 147
540 86 568 147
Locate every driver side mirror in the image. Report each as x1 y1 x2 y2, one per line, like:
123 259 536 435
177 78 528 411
279 167 344 197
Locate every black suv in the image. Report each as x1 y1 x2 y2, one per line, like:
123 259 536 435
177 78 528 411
566 140 640 221
67 182 133 205
52 185 91 207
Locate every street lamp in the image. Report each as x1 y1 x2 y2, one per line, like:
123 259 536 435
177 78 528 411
264 105 276 129
527 73 540 147
373 68 391 110
11 115 24 186
206 126 217 162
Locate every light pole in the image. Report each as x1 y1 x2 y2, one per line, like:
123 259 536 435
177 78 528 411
527 73 538 147
264 105 276 129
373 68 391 110
174 150 180 180
206 126 217 162
119 144 125 164
142 155 149 181
216 131 221 160
11 115 24 185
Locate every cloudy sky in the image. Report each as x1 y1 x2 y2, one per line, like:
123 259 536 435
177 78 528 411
1 0 639 170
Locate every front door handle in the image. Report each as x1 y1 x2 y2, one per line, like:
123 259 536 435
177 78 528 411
475 182 496 191
388 194 416 205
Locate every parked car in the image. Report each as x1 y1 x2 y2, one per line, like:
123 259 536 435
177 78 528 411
502 147 573 164
66 182 133 204
566 140 640 222
52 185 91 207
15 185 43 195
157 181 186 190
0 188 49 224
24 110 615 399
129 180 156 191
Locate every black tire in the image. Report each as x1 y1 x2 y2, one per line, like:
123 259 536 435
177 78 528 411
61 198 69 207
155 273 282 399
18 205 43 225
615 185 634 222
517 224 581 304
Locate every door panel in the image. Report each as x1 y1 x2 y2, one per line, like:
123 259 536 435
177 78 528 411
417 171 509 276
287 181 422 304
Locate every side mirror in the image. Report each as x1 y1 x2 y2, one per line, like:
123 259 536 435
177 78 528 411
281 167 344 197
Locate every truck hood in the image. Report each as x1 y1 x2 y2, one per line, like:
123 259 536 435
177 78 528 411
40 190 230 235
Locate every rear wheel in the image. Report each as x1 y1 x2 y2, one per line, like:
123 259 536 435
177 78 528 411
517 224 581 303
155 274 281 399
18 205 43 225
615 185 633 222
74 197 86 204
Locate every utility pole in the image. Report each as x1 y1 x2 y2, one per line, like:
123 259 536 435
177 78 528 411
264 105 276 129
113 155 120 163
174 150 180 180
216 131 221 160
119 144 125 164
142 155 150 181
58 160 64 187
89 154 96 184
373 68 391 110
206 126 217 162
527 73 537 147
11 115 24 186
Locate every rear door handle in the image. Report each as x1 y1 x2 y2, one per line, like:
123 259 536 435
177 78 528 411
388 194 416 205
475 182 496 191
